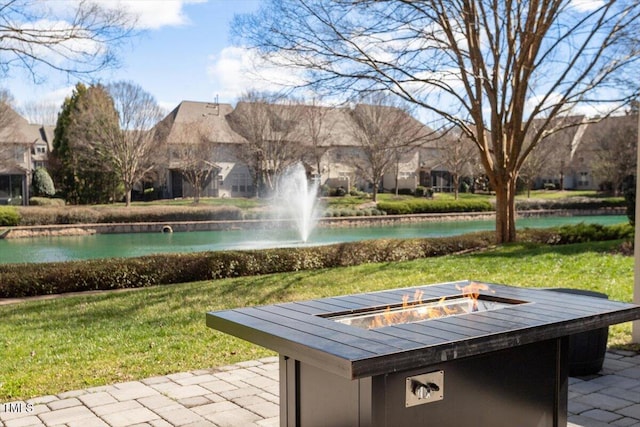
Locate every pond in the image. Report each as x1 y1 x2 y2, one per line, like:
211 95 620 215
0 215 627 264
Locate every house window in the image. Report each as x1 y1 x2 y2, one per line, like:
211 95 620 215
578 172 589 187
231 173 252 194
14 147 25 162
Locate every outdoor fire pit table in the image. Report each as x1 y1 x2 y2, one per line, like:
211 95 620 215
206 280 640 427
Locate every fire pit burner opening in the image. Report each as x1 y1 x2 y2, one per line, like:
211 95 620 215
323 292 527 330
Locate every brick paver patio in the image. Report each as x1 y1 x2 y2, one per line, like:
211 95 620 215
3 351 640 427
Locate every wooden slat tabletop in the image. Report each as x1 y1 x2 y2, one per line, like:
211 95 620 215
206 280 640 379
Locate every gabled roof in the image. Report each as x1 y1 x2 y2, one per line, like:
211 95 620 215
578 114 637 145
0 103 51 146
226 101 359 147
158 100 434 149
570 113 638 163
228 101 434 146
158 100 247 144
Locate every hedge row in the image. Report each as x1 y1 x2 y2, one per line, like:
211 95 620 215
510 223 632 249
376 197 625 216
0 207 20 226
0 232 498 298
377 199 493 215
324 208 387 217
15 205 243 226
0 223 632 298
515 197 625 211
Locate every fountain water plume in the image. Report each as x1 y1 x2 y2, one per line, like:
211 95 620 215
276 163 321 242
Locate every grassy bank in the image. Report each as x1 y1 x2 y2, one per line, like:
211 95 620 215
0 238 634 401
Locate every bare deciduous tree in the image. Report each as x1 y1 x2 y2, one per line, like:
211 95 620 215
233 0 640 242
99 81 166 206
0 0 137 81
226 91 305 196
519 118 582 196
299 98 334 184
19 100 59 125
587 115 638 195
435 129 478 199
348 95 430 202
168 122 220 204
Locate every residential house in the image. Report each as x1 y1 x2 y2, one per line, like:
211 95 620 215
156 100 435 198
156 100 250 198
533 114 638 192
0 105 53 205
567 114 637 192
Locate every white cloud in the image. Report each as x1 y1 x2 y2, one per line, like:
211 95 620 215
206 46 306 102
41 0 204 30
39 86 75 105
113 0 206 30
571 0 605 12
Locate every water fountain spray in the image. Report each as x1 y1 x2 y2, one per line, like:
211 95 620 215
276 163 321 242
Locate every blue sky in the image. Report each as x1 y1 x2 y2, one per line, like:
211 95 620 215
8 0 265 118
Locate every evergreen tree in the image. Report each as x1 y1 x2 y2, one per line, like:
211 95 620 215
51 83 86 203
51 83 121 204
31 167 56 197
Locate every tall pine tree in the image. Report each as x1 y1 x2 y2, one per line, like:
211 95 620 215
51 83 121 204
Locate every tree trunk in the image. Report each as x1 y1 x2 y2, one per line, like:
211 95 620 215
372 180 379 202
494 176 517 243
453 173 459 200
395 158 400 196
125 188 132 207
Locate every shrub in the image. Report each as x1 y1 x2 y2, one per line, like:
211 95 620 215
515 197 625 211
0 206 20 226
517 222 633 245
623 175 635 225
31 167 56 197
555 222 633 244
17 207 101 225
7 196 22 206
377 199 493 215
334 186 347 197
29 197 66 207
16 205 243 226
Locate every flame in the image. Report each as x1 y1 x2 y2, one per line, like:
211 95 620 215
457 282 495 311
366 283 492 329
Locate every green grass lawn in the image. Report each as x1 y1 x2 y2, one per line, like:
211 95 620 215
325 189 618 207
127 197 266 210
0 239 634 401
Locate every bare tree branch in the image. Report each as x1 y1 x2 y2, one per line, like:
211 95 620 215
233 0 640 242
99 81 166 206
347 93 431 202
226 91 306 196
0 0 138 81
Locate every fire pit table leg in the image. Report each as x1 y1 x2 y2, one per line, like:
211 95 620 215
279 356 296 427
279 355 374 426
